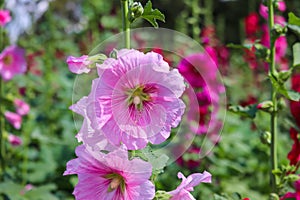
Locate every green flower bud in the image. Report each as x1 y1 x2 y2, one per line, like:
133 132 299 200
129 2 144 22
269 193 279 200
254 44 270 61
271 24 287 39
277 97 286 110
257 101 274 113
260 131 271 145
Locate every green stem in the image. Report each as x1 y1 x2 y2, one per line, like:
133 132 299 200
121 0 130 48
0 77 5 180
268 0 278 192
191 0 200 39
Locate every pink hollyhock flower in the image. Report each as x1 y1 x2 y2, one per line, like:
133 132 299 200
0 45 27 81
260 3 286 20
66 55 91 74
245 13 260 36
4 111 22 129
70 96 116 151
177 53 217 88
0 10 11 27
259 4 268 19
277 1 286 12
168 171 212 200
281 177 300 200
8 134 22 146
72 49 186 150
14 98 30 116
64 145 155 200
287 128 300 166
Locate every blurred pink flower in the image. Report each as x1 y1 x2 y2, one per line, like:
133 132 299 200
14 98 30 116
259 4 268 19
281 176 300 200
244 13 260 36
20 184 34 195
72 49 186 150
277 1 286 12
0 10 11 27
168 171 212 200
8 134 22 146
178 53 217 88
0 45 27 81
64 145 155 200
66 55 91 74
4 111 22 129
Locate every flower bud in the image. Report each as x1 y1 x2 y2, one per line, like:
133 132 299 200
269 193 279 200
277 97 286 110
260 131 271 145
257 101 274 113
254 44 270 61
271 24 287 38
129 2 144 22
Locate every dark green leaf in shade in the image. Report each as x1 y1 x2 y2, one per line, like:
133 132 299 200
140 1 165 28
229 104 258 119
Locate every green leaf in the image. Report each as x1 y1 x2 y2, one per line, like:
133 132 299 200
140 1 165 28
288 13 300 36
288 12 300 26
0 181 24 200
293 43 300 68
136 146 168 174
226 43 252 50
269 75 300 101
229 104 258 119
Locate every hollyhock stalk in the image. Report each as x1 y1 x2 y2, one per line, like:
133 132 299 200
268 0 278 192
0 19 5 180
0 77 4 179
121 0 130 48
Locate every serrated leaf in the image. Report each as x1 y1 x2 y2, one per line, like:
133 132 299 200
137 146 168 174
293 43 300 68
140 1 165 28
269 75 300 101
229 104 258 119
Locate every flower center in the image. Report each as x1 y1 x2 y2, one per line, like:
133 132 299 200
126 85 151 111
105 173 126 193
3 55 13 65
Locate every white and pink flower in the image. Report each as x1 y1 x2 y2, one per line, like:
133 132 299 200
71 49 186 150
66 55 91 74
64 145 155 200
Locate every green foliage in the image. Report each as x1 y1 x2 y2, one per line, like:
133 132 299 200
140 1 165 28
136 146 169 175
293 43 300 68
269 74 300 101
288 12 300 36
229 104 258 119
